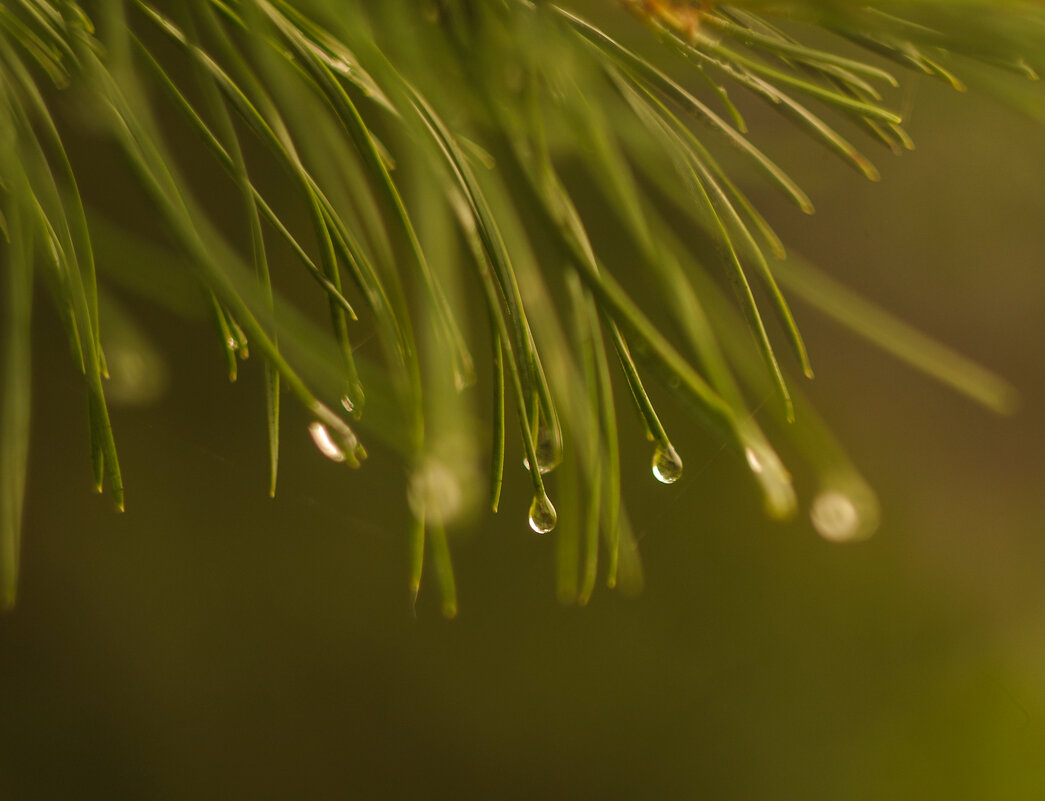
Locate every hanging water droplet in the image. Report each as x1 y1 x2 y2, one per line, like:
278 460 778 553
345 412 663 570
651 442 683 484
528 493 557 534
308 421 346 463
810 491 862 543
523 426 561 475
340 382 365 419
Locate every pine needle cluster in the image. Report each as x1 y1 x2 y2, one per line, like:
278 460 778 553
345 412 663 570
1 0 1042 612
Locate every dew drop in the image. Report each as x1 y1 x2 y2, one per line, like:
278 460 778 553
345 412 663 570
225 336 238 351
522 426 561 475
453 366 475 393
744 446 764 474
742 444 797 519
651 443 683 484
408 459 463 525
528 493 557 534
340 383 365 419
308 421 346 463
811 491 862 543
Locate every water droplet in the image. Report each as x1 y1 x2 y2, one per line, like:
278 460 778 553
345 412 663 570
742 443 797 519
744 446 764 474
528 493 557 534
308 421 346 463
408 459 463 525
522 426 561 475
453 365 475 392
340 383 365 419
651 443 683 484
811 491 862 543
225 336 238 351
103 343 168 406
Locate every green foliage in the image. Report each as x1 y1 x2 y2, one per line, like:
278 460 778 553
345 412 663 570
1 0 1041 612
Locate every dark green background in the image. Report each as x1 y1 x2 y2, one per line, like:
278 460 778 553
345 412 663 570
2 53 1044 800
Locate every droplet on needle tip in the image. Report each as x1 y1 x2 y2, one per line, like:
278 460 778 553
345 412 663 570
528 493 557 534
651 442 683 484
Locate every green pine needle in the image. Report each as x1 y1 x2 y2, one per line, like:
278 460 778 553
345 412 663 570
0 0 1041 610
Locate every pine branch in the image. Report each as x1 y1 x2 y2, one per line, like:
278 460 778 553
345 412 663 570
1 0 1041 612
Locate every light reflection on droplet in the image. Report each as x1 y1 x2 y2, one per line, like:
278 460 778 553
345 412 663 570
308 421 346 463
340 395 354 414
528 493 557 534
744 447 764 474
651 443 683 484
811 491 862 543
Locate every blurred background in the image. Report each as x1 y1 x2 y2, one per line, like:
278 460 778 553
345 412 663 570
2 17 1045 800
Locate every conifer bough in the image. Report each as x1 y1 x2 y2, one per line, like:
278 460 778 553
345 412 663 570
0 0 1040 613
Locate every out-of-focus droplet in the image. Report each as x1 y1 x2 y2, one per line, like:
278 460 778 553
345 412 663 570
308 421 346 463
811 491 863 543
528 493 557 534
651 442 683 484
340 394 354 414
408 458 463 525
742 443 797 519
453 365 476 392
103 344 168 406
744 446 763 474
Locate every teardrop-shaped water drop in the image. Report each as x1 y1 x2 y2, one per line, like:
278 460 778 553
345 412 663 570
340 382 365 419
308 421 346 463
523 426 561 475
810 491 861 543
651 443 683 484
528 493 557 534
